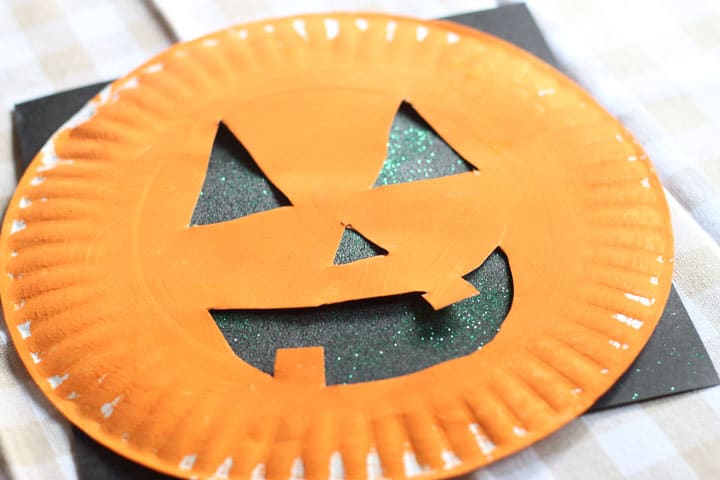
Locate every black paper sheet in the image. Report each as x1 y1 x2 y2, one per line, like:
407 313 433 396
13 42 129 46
11 4 718 479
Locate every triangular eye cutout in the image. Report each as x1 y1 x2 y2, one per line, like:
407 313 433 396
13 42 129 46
333 227 388 265
374 102 476 187
190 122 291 226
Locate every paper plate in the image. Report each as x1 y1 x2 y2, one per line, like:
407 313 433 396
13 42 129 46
0 13 673 480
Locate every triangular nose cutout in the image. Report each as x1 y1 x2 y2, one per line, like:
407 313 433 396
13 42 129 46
191 122 291 226
333 227 388 265
374 102 476 187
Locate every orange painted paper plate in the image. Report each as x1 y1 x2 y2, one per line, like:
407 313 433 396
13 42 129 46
0 13 673 480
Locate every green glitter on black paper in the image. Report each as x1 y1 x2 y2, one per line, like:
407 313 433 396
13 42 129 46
213 250 511 384
191 122 290 226
196 104 512 384
333 227 387 265
374 102 475 186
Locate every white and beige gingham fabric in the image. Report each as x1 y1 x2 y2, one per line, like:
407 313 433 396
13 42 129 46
0 0 718 478
0 1 170 478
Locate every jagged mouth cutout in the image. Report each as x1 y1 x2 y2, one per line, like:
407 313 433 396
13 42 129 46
192 101 514 385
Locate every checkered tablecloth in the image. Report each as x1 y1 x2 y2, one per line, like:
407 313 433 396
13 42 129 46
0 1 170 478
1 0 719 479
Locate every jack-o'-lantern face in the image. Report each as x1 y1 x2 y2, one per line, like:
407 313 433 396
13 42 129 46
0 14 672 480
197 104 514 384
140 88 518 314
